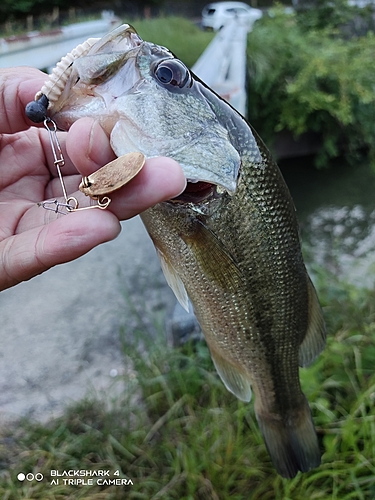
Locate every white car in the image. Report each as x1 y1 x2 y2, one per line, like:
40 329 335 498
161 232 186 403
201 1 263 31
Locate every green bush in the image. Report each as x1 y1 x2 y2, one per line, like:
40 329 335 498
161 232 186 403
247 9 375 167
295 0 364 32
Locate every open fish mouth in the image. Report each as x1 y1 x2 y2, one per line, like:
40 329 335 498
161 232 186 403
173 180 217 204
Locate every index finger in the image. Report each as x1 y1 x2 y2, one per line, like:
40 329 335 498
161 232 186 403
0 67 47 134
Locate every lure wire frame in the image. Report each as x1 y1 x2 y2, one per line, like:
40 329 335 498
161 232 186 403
40 118 111 215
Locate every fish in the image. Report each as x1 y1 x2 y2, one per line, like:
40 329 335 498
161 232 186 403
33 24 326 478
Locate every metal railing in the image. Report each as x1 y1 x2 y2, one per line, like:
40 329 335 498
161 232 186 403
192 18 251 117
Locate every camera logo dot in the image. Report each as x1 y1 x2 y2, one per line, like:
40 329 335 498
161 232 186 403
17 472 43 481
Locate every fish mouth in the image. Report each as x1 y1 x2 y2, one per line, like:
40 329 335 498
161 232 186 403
172 179 217 204
169 157 238 205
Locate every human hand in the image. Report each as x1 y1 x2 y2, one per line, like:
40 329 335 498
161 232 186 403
0 67 186 291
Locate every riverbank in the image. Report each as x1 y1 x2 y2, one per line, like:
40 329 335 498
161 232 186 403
1 271 375 498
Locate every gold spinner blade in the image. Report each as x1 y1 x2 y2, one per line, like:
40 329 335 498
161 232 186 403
79 152 146 199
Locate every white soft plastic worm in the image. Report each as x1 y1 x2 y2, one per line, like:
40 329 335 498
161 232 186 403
35 37 99 107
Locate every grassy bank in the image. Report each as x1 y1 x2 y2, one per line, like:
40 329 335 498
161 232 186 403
1 273 375 499
131 17 214 69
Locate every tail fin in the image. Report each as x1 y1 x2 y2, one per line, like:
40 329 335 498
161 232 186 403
256 399 320 479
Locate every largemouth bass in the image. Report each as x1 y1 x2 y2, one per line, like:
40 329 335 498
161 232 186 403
31 24 326 478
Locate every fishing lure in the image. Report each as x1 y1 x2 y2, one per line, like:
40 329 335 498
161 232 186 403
25 37 145 214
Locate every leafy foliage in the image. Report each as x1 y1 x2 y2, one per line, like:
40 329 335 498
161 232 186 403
247 8 375 167
1 0 67 20
295 0 365 32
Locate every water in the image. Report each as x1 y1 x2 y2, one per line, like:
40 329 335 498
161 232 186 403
280 156 375 288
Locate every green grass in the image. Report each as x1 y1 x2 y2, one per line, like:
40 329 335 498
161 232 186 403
130 17 215 69
1 273 375 498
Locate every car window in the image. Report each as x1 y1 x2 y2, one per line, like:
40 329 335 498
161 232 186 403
236 8 249 14
225 7 249 15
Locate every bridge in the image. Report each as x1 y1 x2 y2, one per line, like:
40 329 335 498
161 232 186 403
0 14 121 70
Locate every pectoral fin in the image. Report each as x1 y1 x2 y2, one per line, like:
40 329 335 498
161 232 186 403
298 276 326 367
210 346 252 402
181 219 243 291
156 248 189 312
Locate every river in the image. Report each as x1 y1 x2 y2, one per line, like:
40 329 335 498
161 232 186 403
280 156 375 289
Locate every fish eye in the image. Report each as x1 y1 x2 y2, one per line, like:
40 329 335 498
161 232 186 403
156 66 173 84
153 59 192 92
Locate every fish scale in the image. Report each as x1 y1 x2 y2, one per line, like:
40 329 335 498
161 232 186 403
142 139 321 477
40 23 326 478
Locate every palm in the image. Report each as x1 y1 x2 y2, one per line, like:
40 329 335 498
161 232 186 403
0 67 185 291
0 125 80 230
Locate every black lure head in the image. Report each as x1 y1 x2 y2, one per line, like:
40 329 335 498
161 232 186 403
25 94 49 123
